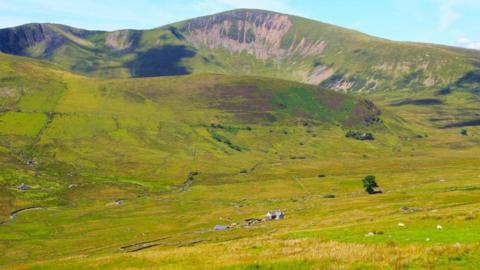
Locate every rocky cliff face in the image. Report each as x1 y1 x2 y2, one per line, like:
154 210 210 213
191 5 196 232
181 10 326 60
105 30 139 52
0 24 54 55
0 24 95 57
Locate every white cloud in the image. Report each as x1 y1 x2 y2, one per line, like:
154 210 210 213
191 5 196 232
436 0 480 31
438 0 464 31
457 36 480 49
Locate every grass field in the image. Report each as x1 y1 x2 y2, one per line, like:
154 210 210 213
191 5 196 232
1 52 480 270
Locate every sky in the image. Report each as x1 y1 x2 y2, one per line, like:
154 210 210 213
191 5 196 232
0 0 479 50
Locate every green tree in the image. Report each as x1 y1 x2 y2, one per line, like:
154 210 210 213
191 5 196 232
362 175 379 194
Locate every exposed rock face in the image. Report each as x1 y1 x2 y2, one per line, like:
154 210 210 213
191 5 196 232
331 79 354 91
0 23 94 56
181 10 326 60
0 24 58 55
304 65 334 85
105 30 134 51
322 74 355 91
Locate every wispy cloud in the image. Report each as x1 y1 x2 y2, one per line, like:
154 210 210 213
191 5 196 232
437 0 464 31
457 37 480 49
433 0 480 48
436 0 480 31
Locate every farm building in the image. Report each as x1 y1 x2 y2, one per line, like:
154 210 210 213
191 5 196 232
265 211 284 221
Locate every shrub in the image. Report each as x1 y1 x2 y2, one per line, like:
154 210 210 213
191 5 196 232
210 123 224 129
362 175 379 194
209 130 242 151
461 129 468 136
346 131 374 141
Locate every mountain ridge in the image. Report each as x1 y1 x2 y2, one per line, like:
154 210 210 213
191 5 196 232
3 8 479 55
0 9 479 94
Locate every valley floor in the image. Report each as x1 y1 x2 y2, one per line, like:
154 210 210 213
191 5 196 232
2 140 480 269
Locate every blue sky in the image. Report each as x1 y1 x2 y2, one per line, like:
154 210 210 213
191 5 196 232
0 0 479 49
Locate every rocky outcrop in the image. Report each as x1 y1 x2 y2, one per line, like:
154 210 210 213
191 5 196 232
0 23 94 56
181 10 326 60
304 65 334 84
0 24 57 55
331 79 354 91
322 74 355 91
105 30 135 51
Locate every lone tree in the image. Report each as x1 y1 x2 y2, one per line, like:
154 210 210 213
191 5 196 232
362 175 379 194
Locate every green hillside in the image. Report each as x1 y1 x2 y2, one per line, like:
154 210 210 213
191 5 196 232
1 9 479 95
0 52 393 207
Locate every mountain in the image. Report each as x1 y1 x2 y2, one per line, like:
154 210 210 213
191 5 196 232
1 9 479 94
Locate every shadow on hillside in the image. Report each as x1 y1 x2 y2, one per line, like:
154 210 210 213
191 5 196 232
455 70 480 90
390 98 443 106
442 119 480 128
436 69 480 96
127 45 196 77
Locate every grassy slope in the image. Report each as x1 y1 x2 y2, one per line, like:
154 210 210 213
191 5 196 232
1 54 480 269
0 52 388 189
